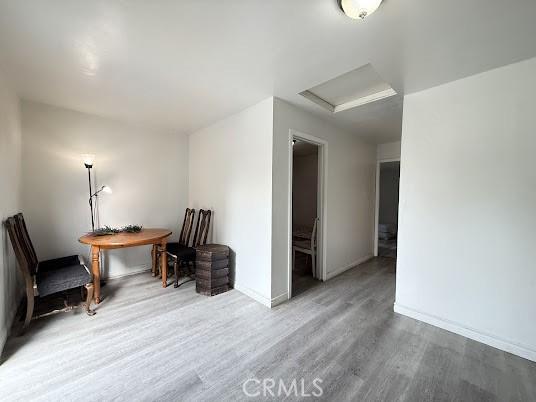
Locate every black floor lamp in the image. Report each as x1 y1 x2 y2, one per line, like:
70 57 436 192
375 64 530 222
82 154 112 232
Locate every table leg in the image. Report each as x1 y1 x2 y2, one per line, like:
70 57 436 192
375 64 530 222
160 241 167 287
151 244 157 277
91 245 101 304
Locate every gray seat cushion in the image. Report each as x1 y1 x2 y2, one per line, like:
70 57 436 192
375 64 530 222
36 264 91 297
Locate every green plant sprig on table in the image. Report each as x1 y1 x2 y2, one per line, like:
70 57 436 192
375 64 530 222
122 225 143 233
89 225 143 236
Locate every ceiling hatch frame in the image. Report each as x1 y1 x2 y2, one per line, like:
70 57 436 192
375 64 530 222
299 63 397 114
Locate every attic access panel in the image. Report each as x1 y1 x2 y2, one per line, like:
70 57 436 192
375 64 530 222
300 63 396 113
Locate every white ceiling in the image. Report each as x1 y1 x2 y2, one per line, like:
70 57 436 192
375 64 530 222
0 1 535 144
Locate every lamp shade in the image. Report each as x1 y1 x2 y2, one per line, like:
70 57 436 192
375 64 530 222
339 0 382 19
82 154 95 167
101 185 112 194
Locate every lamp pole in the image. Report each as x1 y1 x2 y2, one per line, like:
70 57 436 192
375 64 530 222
82 154 111 233
85 162 95 232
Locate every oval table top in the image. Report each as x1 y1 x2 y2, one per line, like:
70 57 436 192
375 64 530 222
79 228 172 249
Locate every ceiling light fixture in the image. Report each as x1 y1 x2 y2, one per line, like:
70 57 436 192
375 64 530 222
338 0 383 20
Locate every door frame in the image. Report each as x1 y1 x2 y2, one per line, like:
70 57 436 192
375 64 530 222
287 129 328 299
374 158 401 256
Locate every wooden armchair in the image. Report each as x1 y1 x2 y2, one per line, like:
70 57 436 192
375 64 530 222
6 215 94 333
167 209 211 288
14 213 81 272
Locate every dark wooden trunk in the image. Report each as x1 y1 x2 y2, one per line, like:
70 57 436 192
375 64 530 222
195 244 230 296
196 259 229 270
196 267 229 280
196 283 229 296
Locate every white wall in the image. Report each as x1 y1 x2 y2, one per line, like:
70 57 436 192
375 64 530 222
396 57 536 361
21 101 188 279
188 98 273 306
272 98 376 300
0 73 22 355
292 151 318 228
377 141 401 160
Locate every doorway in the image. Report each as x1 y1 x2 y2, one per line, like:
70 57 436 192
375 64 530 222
288 131 327 298
374 160 400 258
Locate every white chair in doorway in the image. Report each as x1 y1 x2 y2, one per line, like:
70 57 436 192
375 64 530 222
293 218 318 278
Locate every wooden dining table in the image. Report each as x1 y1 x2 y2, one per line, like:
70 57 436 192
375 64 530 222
79 228 172 303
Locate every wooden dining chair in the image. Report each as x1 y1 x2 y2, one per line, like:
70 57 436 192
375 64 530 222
14 213 82 272
167 209 212 288
152 208 195 277
6 216 95 333
293 218 318 278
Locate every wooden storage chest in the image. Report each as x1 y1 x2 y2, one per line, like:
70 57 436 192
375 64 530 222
195 244 230 296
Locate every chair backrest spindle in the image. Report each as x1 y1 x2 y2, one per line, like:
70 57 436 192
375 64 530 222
14 213 39 270
5 217 35 282
192 209 212 248
178 208 196 247
310 218 318 251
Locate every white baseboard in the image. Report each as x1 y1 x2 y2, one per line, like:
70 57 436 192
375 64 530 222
394 303 536 363
233 283 289 308
325 254 373 280
233 283 271 308
104 265 151 280
271 292 289 308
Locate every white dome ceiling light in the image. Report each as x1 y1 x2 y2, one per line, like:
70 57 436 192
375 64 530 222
338 0 383 20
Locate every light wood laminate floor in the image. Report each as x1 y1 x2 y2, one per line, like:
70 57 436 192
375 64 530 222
1 258 535 401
